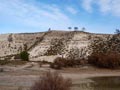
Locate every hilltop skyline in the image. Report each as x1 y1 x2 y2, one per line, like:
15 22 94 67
0 0 120 34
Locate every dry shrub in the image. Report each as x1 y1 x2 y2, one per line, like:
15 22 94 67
0 68 4 72
31 71 72 90
88 52 120 69
88 31 120 69
0 60 27 66
0 60 10 65
50 57 66 69
50 57 69 69
50 57 86 69
50 63 62 69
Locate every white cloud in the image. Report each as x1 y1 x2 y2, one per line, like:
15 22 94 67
82 0 93 13
111 1 120 17
0 0 72 31
82 0 120 17
66 7 78 14
97 0 120 16
97 0 111 13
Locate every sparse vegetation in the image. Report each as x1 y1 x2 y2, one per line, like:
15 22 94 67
0 68 4 72
9 60 27 65
88 30 120 69
28 31 51 51
0 60 27 65
66 47 87 60
37 61 52 67
1 30 120 90
88 52 120 69
0 60 9 65
50 57 86 69
30 71 72 90
50 57 66 69
50 47 88 69
45 38 66 56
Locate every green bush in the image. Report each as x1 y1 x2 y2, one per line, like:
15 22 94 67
20 51 29 61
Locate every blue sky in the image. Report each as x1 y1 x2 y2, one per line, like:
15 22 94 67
0 0 120 34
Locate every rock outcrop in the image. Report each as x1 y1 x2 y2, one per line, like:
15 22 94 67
0 30 112 62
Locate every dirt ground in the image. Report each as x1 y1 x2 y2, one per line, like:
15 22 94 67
0 62 120 90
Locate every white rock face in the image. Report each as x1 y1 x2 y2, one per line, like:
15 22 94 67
0 32 44 57
0 34 10 41
68 32 89 48
0 31 112 61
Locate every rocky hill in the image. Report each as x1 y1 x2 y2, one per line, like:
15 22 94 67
0 30 112 62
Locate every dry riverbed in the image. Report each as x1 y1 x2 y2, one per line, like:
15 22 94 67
0 62 120 90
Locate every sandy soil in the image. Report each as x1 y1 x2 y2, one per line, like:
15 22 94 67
0 62 120 90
